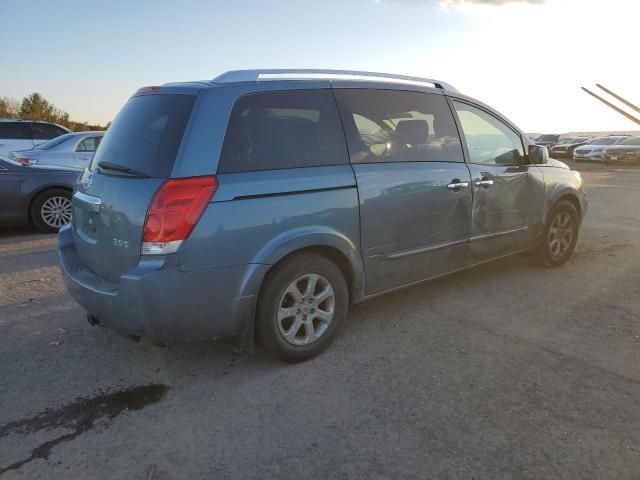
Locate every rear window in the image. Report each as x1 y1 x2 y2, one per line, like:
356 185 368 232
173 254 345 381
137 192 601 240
91 94 196 177
36 133 74 150
0 122 30 140
620 137 640 146
538 134 559 142
31 123 67 140
590 137 619 145
218 89 348 173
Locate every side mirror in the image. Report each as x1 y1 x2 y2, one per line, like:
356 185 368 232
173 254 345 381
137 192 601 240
529 144 549 164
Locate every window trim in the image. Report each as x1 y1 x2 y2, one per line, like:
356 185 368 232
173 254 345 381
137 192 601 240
447 97 527 167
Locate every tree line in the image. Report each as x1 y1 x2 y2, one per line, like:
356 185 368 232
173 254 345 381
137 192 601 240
0 93 107 131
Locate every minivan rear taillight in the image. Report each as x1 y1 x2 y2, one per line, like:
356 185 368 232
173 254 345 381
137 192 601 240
142 176 218 255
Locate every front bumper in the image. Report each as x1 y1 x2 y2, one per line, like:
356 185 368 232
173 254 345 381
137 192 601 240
58 226 268 344
573 152 603 161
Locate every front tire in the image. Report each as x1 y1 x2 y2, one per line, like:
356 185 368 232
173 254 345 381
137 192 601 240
256 252 349 363
534 200 580 267
31 188 72 233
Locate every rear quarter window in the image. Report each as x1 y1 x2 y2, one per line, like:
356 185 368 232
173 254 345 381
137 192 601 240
218 89 348 173
76 136 102 152
91 94 196 178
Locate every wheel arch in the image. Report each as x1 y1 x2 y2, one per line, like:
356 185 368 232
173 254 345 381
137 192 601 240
555 193 582 219
545 185 584 225
237 229 365 353
250 227 365 304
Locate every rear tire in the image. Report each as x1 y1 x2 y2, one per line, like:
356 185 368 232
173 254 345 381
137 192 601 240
30 188 72 233
534 200 579 267
256 252 348 363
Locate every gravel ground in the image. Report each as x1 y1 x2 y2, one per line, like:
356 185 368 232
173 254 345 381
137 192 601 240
0 163 639 480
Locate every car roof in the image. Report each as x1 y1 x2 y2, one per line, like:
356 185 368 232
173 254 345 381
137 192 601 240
209 69 458 91
66 130 104 136
0 118 60 124
155 69 459 96
0 118 72 132
585 136 626 143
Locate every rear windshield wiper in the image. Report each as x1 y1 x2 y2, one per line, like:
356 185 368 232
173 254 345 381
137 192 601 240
97 161 150 178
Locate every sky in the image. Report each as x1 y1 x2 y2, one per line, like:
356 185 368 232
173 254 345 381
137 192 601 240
1 0 638 133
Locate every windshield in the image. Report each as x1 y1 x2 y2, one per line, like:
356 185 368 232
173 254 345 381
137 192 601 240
35 133 74 150
588 137 620 145
90 94 196 178
620 137 640 146
538 134 559 141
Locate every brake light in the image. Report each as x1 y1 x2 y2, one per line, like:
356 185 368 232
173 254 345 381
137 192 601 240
18 157 30 166
136 86 162 94
142 176 218 255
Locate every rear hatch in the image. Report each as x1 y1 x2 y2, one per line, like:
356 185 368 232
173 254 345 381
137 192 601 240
72 91 197 283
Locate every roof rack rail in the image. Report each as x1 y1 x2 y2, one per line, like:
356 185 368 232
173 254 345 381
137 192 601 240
211 69 458 92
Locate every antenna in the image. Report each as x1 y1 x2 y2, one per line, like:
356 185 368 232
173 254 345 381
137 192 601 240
582 86 640 126
596 84 640 115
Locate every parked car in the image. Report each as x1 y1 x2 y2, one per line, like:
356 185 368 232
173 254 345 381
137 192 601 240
59 69 587 362
10 131 104 170
0 119 70 157
0 156 78 232
549 137 591 159
573 136 629 161
603 136 640 164
534 134 561 148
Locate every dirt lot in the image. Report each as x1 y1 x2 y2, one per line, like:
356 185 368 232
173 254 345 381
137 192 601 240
1 163 639 480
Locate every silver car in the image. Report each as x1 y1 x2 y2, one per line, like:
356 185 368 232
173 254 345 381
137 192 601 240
573 135 628 161
11 131 104 170
0 119 70 156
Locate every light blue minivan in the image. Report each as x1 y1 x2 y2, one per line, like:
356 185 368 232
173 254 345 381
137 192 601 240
59 70 587 362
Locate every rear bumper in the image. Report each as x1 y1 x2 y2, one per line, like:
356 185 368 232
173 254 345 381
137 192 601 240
58 225 268 344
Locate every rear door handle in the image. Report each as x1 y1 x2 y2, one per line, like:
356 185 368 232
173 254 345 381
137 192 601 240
474 179 494 188
447 181 470 191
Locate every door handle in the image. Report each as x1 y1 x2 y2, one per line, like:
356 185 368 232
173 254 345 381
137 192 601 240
474 179 494 188
447 181 470 191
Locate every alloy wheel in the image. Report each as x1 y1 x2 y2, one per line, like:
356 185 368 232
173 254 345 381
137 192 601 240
276 274 336 346
41 196 72 229
548 212 574 257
